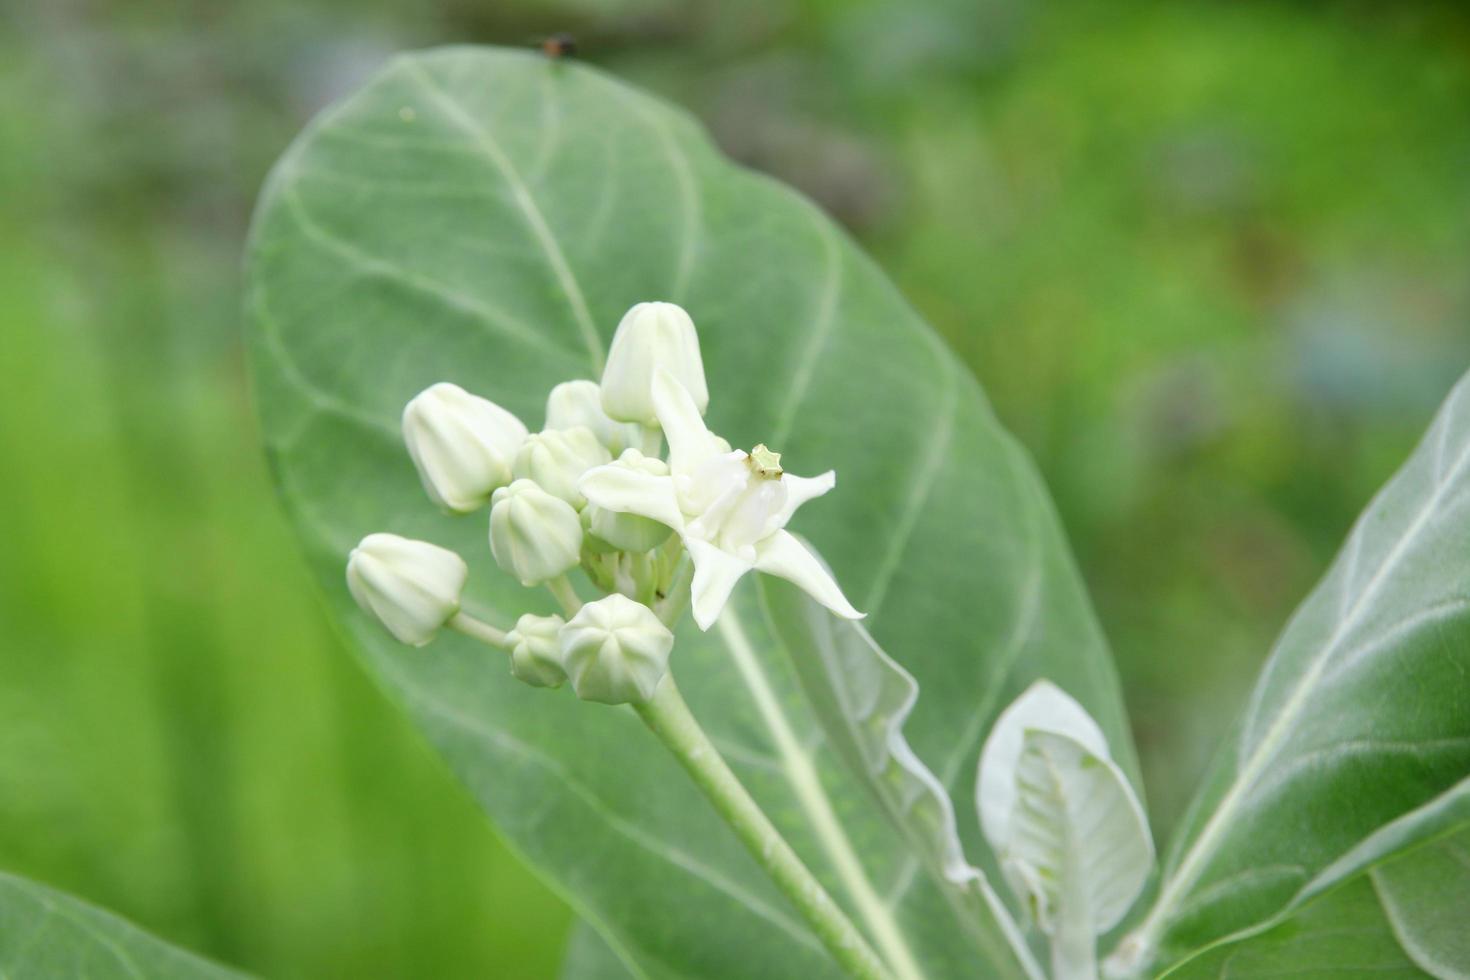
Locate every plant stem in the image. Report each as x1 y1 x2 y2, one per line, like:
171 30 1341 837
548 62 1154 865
449 611 513 650
634 675 894 980
653 556 692 628
638 423 663 457
546 575 583 617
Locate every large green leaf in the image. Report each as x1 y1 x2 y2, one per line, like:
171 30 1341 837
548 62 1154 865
1118 372 1470 975
0 872 247 978
245 46 1134 978
1163 826 1470 978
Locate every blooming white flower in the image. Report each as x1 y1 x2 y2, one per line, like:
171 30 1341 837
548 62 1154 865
559 593 673 704
489 479 583 586
599 302 709 425
346 533 467 646
506 612 568 688
586 450 676 553
512 427 611 508
403 382 528 512
546 380 643 456
580 370 862 630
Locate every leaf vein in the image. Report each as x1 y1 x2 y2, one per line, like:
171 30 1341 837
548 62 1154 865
402 57 605 372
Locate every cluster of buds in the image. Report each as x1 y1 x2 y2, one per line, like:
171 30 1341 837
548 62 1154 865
346 301 862 705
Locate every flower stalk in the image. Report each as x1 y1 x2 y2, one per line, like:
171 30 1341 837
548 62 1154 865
448 611 512 650
633 674 894 980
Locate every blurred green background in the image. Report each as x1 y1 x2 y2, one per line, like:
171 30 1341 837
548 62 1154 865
3 0 1468 976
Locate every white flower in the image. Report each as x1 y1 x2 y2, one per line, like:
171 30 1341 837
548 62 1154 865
506 613 567 688
586 450 676 553
512 427 611 508
580 370 862 630
489 479 583 586
546 380 643 455
346 533 467 646
600 302 709 425
559 594 673 704
402 382 528 512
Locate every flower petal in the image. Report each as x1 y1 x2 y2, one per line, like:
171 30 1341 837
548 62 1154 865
772 470 836 530
754 530 864 620
652 368 717 475
687 539 754 630
579 465 685 531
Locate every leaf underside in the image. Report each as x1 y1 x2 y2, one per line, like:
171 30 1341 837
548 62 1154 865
245 46 1137 979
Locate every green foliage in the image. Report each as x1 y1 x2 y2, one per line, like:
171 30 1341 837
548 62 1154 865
1123 374 1470 975
0 27 567 980
244 46 1136 977
0 873 247 979
10 2 1470 977
1163 826 1470 978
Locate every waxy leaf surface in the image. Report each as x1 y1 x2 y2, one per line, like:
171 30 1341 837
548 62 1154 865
246 46 1135 978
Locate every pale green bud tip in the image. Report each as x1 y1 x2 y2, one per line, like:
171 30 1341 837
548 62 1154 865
559 594 674 705
489 479 583 586
746 444 783 479
345 533 467 647
600 301 709 425
512 426 611 508
402 382 528 513
506 612 568 688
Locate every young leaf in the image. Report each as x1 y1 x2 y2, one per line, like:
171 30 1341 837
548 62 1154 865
0 872 248 978
976 681 1112 853
1118 370 1470 975
246 46 1135 977
1008 731 1153 980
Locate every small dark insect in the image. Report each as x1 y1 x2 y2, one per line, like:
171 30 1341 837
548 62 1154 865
541 33 577 59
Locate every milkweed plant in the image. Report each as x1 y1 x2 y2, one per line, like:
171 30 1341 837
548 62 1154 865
227 45 1469 980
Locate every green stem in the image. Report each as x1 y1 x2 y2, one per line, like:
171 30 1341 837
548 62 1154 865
546 575 583 617
653 556 692 628
638 423 663 457
634 675 894 980
448 611 512 650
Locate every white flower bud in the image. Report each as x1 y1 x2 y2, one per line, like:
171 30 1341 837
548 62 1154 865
403 382 528 513
346 533 467 647
546 380 643 455
585 450 676 553
600 302 709 425
489 479 583 586
559 594 673 704
506 613 567 688
512 427 611 508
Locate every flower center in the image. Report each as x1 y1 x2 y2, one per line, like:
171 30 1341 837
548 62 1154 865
746 444 783 480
